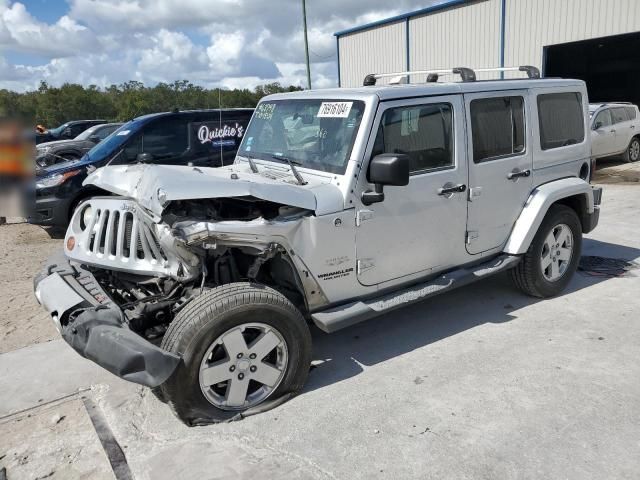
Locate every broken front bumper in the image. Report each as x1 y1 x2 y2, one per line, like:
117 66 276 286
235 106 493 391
34 252 180 388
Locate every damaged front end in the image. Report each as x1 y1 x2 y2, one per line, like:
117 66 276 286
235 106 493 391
35 193 326 388
34 252 180 387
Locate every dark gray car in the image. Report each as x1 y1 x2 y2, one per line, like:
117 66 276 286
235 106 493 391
35 123 123 168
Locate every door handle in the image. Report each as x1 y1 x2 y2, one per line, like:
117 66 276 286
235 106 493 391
631 125 635 129
611 129 616 133
507 169 531 180
438 183 467 196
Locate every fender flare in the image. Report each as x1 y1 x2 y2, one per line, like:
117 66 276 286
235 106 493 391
503 177 595 255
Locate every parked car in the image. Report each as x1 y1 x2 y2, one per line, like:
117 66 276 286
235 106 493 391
35 120 107 145
34 68 601 425
36 123 123 169
29 108 253 227
589 102 640 163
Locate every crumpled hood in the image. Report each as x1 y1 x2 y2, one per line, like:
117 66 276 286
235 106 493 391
84 163 345 216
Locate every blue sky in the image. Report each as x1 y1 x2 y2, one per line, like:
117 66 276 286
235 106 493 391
0 0 437 92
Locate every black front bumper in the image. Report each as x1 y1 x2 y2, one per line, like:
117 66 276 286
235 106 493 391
28 189 74 227
34 252 180 388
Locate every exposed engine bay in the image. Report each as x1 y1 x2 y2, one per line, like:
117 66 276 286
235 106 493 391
76 197 313 341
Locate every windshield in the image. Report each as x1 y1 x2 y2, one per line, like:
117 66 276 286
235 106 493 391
239 99 365 175
85 120 140 161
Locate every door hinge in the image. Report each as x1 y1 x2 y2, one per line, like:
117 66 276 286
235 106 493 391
357 259 375 275
356 209 374 226
466 231 479 244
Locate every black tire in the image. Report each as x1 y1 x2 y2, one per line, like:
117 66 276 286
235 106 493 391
159 282 312 425
510 205 582 298
624 137 640 163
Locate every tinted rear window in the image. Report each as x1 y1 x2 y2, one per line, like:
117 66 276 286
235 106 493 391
470 96 525 163
626 107 637 120
612 107 629 123
537 93 584 150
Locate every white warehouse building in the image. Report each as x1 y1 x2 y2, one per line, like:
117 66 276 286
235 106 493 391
335 0 640 105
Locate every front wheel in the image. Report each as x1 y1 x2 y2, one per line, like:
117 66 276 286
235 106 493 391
159 283 312 425
510 205 582 298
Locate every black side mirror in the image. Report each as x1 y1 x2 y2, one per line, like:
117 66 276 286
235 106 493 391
62 128 72 138
593 121 603 130
136 152 154 163
89 135 101 144
361 153 409 206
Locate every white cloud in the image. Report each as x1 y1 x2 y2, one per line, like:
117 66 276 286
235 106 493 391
0 2 98 57
206 31 244 74
0 0 438 91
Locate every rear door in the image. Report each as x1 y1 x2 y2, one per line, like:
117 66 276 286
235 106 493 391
464 90 533 254
627 107 639 134
190 112 251 167
611 107 632 152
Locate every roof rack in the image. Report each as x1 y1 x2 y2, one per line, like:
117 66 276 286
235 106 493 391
362 65 541 86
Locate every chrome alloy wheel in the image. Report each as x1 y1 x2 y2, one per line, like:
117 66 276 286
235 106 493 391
198 322 289 410
541 223 574 282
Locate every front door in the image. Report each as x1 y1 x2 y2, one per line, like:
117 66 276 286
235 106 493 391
591 109 616 158
464 90 533 254
355 95 469 286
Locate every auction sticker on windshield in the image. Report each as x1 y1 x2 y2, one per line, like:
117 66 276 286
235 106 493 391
317 102 353 118
256 103 276 120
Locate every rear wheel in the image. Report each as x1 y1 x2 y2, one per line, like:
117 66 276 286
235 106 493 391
159 283 312 425
624 137 640 163
510 205 582 298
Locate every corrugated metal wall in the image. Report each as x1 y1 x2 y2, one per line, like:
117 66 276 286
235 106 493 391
337 0 640 86
338 21 406 88
409 0 500 82
504 0 640 72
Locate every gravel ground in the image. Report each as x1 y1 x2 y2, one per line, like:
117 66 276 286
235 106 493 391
0 221 59 354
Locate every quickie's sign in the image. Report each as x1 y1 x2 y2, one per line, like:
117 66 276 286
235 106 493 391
197 122 245 148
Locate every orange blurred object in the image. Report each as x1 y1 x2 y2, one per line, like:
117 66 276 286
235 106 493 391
0 120 32 177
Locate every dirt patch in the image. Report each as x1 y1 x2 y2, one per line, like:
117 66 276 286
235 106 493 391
593 160 640 184
0 221 61 354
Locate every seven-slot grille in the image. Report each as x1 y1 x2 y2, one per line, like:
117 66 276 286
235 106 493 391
81 204 167 264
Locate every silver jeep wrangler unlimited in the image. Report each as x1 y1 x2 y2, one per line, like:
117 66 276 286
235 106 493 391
35 67 602 425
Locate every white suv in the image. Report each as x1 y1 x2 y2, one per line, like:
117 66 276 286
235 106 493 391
35 66 602 425
590 102 640 163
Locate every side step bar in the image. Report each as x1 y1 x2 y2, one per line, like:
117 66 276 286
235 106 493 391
311 254 521 333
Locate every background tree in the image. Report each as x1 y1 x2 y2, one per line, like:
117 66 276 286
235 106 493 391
0 81 302 127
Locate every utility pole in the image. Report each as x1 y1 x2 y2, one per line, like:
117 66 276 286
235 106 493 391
302 0 312 89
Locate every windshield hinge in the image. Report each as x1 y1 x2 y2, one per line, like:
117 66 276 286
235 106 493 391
357 259 375 275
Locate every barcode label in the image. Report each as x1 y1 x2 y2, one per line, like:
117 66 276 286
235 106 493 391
317 102 353 118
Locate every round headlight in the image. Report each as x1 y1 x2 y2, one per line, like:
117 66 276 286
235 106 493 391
81 205 93 230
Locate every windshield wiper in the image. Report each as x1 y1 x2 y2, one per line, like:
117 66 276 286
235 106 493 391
270 155 307 185
241 154 259 173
